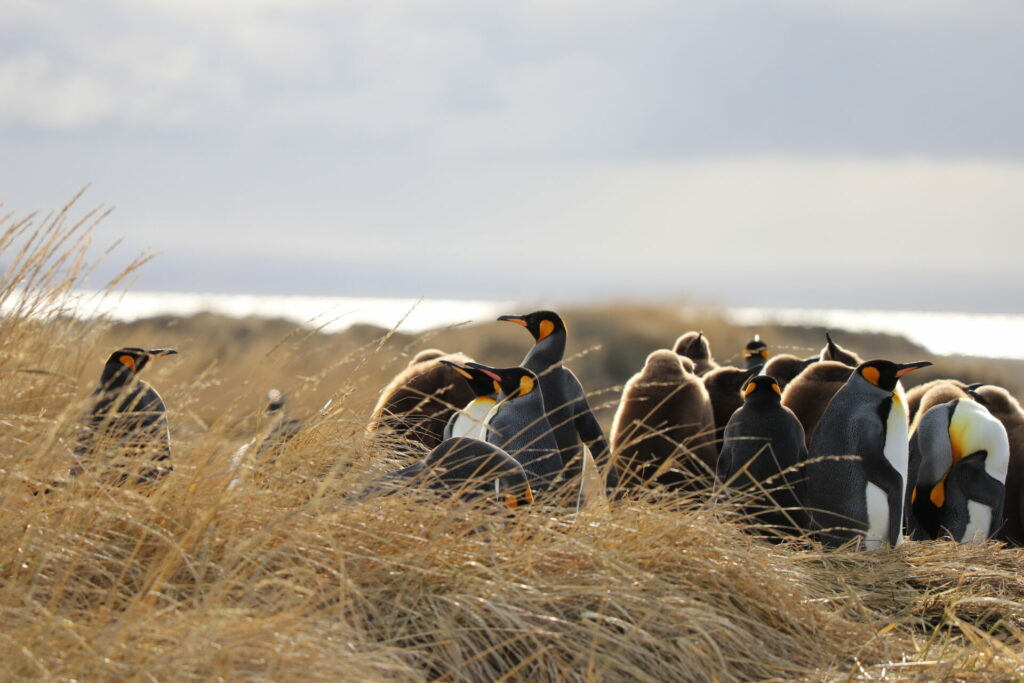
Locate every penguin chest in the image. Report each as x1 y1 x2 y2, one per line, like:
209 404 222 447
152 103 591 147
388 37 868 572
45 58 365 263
451 398 497 440
962 501 992 543
865 393 910 548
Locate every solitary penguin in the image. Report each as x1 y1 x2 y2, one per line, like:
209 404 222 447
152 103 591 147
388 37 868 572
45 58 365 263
805 359 931 549
466 362 564 494
971 385 1024 545
359 437 535 508
367 351 477 454
718 375 808 535
610 350 717 490
702 364 760 442
781 361 855 446
72 347 178 485
743 335 769 371
673 331 718 376
910 397 1009 542
497 311 618 491
818 332 862 366
440 360 502 440
761 354 817 390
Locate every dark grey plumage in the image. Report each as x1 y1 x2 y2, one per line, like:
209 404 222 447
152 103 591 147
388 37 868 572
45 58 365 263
718 375 808 534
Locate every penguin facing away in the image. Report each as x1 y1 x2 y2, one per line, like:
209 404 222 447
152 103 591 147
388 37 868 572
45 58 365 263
805 359 931 549
781 361 855 447
717 375 808 535
610 350 717 490
367 351 477 454
466 362 564 493
497 311 619 491
971 385 1024 545
440 360 503 440
819 332 862 367
72 347 179 485
673 331 718 376
359 436 535 508
743 335 769 370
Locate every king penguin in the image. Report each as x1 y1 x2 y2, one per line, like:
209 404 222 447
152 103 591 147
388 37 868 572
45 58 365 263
367 351 477 454
818 332 862 366
717 375 808 535
743 335 769 371
440 360 502 440
909 396 1009 542
971 385 1024 545
702 364 761 443
805 359 931 548
72 347 179 485
781 361 855 447
609 350 717 490
497 311 619 492
359 437 535 508
466 362 564 494
673 331 718 376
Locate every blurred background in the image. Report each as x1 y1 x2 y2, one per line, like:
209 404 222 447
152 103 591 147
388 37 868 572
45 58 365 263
2 2 1023 328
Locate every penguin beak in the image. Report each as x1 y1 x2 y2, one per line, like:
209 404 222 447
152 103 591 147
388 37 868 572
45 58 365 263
439 359 474 381
464 362 502 382
147 349 178 357
894 361 932 378
497 315 528 328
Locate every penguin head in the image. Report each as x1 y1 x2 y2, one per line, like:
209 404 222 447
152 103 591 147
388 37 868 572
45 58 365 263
497 310 566 344
100 347 178 386
743 335 769 362
820 332 862 366
741 375 784 402
440 360 501 398
265 388 286 413
465 363 538 400
673 330 712 360
855 359 932 393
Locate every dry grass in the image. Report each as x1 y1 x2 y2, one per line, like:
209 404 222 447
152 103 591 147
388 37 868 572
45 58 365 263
2 199 1024 681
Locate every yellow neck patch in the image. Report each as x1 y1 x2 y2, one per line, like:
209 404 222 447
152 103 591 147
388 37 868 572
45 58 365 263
119 355 137 373
519 375 535 396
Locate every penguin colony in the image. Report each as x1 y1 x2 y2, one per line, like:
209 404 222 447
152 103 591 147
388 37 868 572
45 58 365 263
56 315 1024 549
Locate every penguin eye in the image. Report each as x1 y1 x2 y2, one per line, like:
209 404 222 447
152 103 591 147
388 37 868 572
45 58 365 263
119 355 137 373
861 366 881 386
538 319 555 340
519 376 535 395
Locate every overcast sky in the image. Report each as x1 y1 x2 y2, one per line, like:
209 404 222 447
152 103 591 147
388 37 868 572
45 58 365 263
2 1 1023 311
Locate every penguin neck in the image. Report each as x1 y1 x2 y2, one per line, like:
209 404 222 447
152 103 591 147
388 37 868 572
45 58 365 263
523 332 565 373
98 364 135 393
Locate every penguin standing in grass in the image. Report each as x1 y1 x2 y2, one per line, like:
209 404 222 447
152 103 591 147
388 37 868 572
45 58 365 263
367 351 476 454
497 311 618 491
781 361 855 446
72 347 178 485
805 359 931 548
610 350 717 490
466 363 564 493
673 331 718 376
743 335 769 371
440 360 502 440
910 396 1009 542
718 375 808 534
359 437 535 508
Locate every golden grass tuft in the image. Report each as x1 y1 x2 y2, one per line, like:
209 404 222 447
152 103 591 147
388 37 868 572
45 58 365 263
2 198 1024 681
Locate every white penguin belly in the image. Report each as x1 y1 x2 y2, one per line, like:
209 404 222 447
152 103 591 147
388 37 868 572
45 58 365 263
864 482 890 550
451 398 497 439
963 500 992 543
881 385 910 545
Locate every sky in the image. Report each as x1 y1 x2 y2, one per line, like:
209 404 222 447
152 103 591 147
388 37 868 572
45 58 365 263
2 1 1023 312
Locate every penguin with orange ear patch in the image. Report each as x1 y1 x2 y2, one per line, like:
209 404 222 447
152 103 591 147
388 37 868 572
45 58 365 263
805 359 931 548
72 347 179 485
440 360 503 440
497 311 618 492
